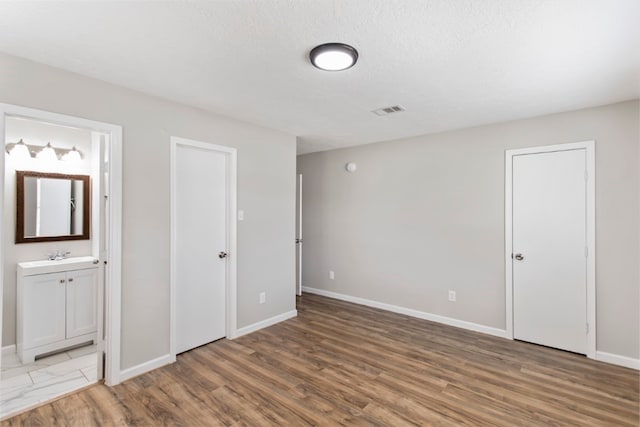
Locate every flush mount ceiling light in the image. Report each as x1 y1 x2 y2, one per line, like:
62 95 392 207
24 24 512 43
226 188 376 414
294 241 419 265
309 43 358 71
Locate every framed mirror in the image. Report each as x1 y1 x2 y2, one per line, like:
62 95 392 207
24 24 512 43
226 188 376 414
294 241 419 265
16 171 90 243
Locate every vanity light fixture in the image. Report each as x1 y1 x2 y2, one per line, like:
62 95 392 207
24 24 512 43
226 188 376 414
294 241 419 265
309 43 359 71
5 139 83 161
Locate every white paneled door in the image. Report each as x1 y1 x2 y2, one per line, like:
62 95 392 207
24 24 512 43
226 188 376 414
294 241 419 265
296 173 302 296
512 148 588 354
175 142 228 354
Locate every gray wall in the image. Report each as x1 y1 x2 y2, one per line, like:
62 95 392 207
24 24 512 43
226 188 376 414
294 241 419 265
0 52 297 370
298 100 639 360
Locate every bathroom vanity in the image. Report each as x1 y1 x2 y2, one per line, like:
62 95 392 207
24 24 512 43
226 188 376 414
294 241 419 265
16 256 98 363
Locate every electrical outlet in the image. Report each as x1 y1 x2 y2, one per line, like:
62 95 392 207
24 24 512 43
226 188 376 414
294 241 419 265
329 270 335 280
259 292 266 304
448 290 456 302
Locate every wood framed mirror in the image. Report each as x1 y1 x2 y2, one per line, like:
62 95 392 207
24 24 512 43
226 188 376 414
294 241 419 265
16 170 91 243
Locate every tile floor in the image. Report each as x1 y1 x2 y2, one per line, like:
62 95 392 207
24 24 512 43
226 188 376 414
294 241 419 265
0 344 97 419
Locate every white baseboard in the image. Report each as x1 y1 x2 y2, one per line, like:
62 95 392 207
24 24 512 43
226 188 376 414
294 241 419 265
233 309 298 339
596 351 640 370
2 344 16 357
119 353 175 382
302 287 508 339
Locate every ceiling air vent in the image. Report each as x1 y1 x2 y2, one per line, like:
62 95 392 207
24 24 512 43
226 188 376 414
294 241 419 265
372 105 406 116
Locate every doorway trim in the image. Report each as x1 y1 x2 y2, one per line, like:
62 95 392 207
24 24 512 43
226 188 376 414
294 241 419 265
296 173 302 296
169 136 237 360
505 140 595 358
0 103 123 385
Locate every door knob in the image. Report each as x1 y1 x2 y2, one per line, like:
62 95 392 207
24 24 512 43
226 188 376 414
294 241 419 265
514 253 524 261
218 251 228 259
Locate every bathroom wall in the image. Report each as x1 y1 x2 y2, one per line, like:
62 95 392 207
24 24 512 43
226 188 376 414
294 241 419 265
2 117 93 347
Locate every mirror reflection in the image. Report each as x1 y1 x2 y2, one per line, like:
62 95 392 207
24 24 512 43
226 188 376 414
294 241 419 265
16 171 90 243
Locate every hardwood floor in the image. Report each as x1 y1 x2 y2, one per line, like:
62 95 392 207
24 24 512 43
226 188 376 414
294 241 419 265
2 293 638 426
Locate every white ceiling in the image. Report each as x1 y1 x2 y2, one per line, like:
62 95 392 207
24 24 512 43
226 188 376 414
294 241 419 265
0 1 638 154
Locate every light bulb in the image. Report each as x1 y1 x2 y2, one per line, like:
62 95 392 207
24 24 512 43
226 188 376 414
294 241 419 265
62 146 82 162
37 142 58 162
7 139 31 161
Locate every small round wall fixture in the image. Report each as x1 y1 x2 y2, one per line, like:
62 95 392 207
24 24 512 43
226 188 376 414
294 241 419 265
309 43 359 71
345 162 357 173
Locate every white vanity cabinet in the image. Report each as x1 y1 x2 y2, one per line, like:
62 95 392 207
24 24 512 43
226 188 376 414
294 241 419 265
17 257 98 363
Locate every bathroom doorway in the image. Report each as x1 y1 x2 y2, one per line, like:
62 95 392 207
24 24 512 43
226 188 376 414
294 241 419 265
0 104 122 419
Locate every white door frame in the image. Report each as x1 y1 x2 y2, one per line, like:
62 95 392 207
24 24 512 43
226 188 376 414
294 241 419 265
0 103 123 385
169 136 237 360
505 140 595 358
296 173 302 296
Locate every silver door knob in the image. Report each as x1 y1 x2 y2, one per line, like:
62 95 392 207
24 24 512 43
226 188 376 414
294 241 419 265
514 253 524 261
218 251 228 259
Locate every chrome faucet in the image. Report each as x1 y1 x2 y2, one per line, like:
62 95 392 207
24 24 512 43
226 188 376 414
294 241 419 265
48 250 70 261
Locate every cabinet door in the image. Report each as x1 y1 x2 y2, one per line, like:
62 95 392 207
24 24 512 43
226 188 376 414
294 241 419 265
23 272 67 347
66 268 98 338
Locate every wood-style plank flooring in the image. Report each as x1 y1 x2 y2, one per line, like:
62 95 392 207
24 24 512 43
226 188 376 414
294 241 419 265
2 294 638 426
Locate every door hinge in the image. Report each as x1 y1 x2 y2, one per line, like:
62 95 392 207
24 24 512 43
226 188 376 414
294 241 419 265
585 322 589 334
585 246 588 258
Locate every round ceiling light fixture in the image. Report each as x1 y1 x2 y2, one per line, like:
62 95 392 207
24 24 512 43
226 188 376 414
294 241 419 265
309 43 358 71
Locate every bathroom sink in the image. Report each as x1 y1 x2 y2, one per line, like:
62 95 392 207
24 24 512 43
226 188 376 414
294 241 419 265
18 256 98 275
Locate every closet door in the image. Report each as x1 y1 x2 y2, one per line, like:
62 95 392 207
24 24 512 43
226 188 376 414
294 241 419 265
174 141 228 354
512 149 587 354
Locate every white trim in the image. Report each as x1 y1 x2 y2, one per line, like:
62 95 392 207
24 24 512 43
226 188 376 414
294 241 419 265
2 344 16 357
119 353 174 382
505 140 596 358
234 310 298 338
170 136 238 356
595 351 640 370
0 103 123 386
0 109 5 372
302 287 509 339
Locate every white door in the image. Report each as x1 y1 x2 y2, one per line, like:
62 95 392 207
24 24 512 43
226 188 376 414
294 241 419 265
512 149 587 354
66 268 98 339
295 173 302 296
94 132 109 380
175 142 227 354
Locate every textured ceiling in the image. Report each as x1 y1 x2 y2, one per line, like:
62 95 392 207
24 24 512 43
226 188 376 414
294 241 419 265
0 1 638 154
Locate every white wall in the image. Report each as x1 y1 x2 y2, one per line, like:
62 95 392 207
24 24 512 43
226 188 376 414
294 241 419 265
0 52 297 370
298 100 639 360
3 117 93 346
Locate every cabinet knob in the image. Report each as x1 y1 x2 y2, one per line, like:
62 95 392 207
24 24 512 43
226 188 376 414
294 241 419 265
60 279 65 283
68 278 74 282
